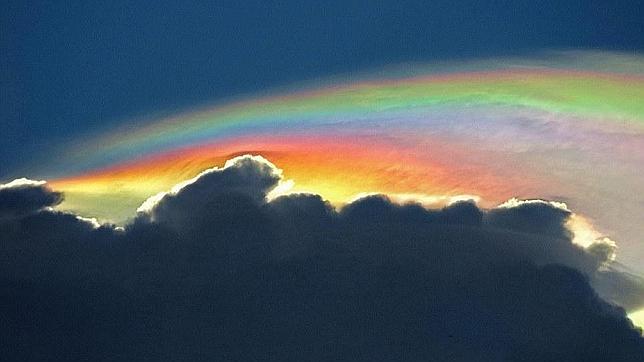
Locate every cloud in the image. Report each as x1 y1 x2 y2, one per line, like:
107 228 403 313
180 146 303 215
137 155 281 223
1 156 643 361
0 178 63 219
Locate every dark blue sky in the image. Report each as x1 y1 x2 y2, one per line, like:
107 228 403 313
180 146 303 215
2 0 643 176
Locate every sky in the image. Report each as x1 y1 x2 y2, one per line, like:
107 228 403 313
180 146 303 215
2 0 643 172
2 1 644 360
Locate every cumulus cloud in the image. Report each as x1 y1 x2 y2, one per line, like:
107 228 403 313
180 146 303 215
1 156 643 361
137 155 282 222
0 178 63 219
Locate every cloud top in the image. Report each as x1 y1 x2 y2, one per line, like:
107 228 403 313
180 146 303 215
0 178 63 218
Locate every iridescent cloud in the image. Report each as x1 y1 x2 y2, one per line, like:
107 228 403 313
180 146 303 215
41 51 643 271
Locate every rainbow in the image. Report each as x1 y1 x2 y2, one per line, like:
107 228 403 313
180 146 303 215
43 52 644 269
61 67 643 172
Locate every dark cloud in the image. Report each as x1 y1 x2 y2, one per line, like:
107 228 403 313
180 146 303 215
0 179 63 219
139 155 282 227
485 200 573 238
1 156 643 361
